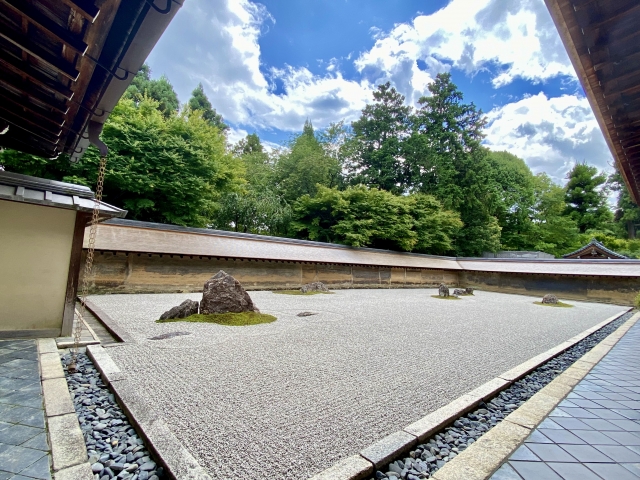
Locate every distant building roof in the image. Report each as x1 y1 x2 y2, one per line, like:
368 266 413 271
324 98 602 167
0 170 126 219
562 238 627 260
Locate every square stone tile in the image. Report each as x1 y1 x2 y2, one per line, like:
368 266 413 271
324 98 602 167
609 419 640 432
622 463 640 477
525 430 553 444
559 400 580 408
18 454 51 480
587 408 628 420
613 409 640 420
548 462 603 480
538 419 563 430
602 431 640 446
569 399 605 409
560 444 615 463
549 408 572 418
0 445 46 474
490 462 522 480
586 463 640 480
570 391 606 400
0 424 41 446
526 443 578 462
2 406 45 429
593 399 632 410
572 429 621 445
538 428 585 445
21 433 49 452
594 445 640 462
0 472 12 480
509 445 539 461
580 418 623 431
510 461 563 480
551 417 593 430
0 391 43 409
601 392 638 401
560 407 601 419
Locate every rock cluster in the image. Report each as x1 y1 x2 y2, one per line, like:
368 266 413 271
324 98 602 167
159 271 258 320
200 270 259 314
452 289 466 296
373 311 631 479
61 353 164 480
300 282 329 293
542 294 559 304
438 284 450 298
159 300 198 321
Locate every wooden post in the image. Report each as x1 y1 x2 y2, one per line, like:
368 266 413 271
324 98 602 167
61 212 91 337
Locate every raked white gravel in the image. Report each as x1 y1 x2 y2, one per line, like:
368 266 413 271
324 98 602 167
89 289 624 479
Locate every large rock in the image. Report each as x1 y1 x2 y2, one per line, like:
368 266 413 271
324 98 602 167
453 289 466 296
300 282 329 293
438 283 450 298
159 299 199 321
200 271 259 314
465 287 474 295
542 294 558 304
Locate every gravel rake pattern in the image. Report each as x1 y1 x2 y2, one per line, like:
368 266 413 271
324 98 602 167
372 311 633 480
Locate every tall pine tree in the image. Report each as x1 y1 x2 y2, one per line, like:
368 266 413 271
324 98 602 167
188 83 228 132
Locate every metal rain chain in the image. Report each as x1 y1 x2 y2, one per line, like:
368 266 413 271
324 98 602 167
68 155 107 372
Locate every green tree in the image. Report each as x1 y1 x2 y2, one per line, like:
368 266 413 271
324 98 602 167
345 83 412 194
274 120 342 202
486 150 536 250
0 96 243 227
608 169 640 239
124 64 179 116
188 83 228 132
530 173 580 256
564 162 612 233
292 185 461 254
409 73 499 256
213 189 291 236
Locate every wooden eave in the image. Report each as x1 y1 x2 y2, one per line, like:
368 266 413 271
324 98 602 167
0 0 120 159
545 0 640 205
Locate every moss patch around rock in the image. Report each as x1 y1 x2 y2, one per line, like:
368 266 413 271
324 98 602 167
272 290 334 295
157 311 277 326
431 295 462 300
533 301 574 308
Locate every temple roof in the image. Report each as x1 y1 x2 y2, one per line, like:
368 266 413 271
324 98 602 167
562 238 628 259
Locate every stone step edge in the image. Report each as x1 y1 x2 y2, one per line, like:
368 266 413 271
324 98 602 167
82 298 134 344
36 338 92 479
86 344 212 480
307 308 633 480
432 310 640 480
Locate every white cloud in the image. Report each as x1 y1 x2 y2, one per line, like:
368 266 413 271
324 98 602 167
484 93 613 183
355 0 574 92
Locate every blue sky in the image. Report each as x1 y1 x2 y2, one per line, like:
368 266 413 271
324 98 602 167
146 0 613 184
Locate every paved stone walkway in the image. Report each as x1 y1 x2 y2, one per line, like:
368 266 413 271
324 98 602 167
0 340 51 480
491 319 640 480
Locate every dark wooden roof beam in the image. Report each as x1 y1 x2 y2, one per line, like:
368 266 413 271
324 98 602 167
0 28 79 80
577 3 640 31
0 74 69 116
0 105 63 139
0 50 73 99
59 0 100 23
0 89 66 128
618 132 640 145
0 110 61 145
0 0 88 56
0 134 58 157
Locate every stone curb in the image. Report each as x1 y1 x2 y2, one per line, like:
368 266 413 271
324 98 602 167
36 339 90 478
431 311 640 480
86 345 211 480
306 308 632 480
84 299 134 343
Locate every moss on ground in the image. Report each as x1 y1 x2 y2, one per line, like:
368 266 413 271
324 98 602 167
272 290 334 295
157 311 277 326
533 301 574 308
431 295 461 300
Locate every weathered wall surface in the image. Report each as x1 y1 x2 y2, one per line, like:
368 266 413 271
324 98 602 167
0 201 76 337
460 271 640 306
85 252 460 293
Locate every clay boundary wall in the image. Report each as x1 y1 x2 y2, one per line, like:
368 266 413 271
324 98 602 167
83 220 640 305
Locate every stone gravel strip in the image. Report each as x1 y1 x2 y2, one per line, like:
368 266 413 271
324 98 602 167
370 310 637 480
85 345 211 480
59 351 166 480
36 339 92 479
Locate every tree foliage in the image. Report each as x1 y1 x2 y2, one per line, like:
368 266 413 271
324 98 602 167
292 185 461 254
124 64 179 116
0 97 242 227
188 83 228 132
564 162 612 233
